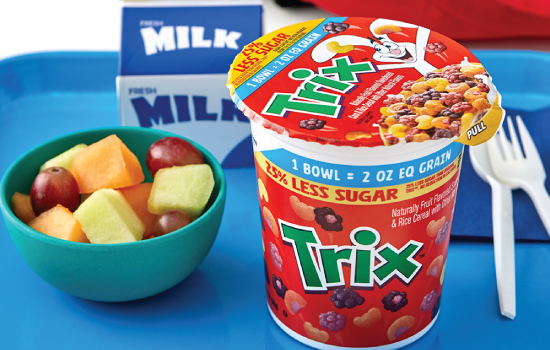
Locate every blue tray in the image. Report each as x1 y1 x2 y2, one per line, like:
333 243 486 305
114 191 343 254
453 51 550 241
1 51 550 349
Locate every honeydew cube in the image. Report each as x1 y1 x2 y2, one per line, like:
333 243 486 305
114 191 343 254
80 192 93 205
39 144 87 172
71 135 144 193
11 192 36 224
148 164 214 220
74 188 145 244
119 183 157 239
29 204 89 243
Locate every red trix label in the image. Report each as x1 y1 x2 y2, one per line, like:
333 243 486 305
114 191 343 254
229 16 501 349
227 17 504 148
256 137 463 348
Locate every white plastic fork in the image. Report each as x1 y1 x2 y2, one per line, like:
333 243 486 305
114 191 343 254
470 142 516 319
487 115 550 237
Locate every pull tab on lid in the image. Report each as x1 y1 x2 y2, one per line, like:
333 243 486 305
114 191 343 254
227 17 504 148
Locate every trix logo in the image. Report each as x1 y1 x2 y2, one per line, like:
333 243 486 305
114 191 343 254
280 220 423 292
262 56 376 119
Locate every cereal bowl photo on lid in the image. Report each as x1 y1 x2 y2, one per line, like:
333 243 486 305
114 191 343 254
228 17 504 349
0 127 226 302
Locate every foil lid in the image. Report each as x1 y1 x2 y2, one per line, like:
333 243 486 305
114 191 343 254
227 17 504 147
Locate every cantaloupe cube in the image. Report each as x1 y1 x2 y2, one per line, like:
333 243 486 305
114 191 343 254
40 143 87 171
148 164 214 219
11 192 36 224
28 204 89 243
71 135 144 193
119 182 157 239
74 188 145 244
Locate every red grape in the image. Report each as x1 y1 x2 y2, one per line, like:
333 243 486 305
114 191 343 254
30 167 80 216
146 137 204 178
154 210 192 237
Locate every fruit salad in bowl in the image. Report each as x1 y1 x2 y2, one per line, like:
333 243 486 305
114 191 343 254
0 127 226 302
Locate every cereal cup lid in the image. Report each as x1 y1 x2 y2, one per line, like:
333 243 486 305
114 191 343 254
227 17 504 147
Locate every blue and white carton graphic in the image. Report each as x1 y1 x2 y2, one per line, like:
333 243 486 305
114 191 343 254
117 1 262 167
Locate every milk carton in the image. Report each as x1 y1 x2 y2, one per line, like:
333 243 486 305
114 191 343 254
117 1 262 167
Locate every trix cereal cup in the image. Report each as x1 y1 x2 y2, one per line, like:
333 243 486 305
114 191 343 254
227 18 504 349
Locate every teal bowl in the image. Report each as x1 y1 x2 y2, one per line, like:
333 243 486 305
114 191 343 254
0 127 226 302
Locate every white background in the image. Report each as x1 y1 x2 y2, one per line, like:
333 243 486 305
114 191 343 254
1 0 548 61
0 0 336 60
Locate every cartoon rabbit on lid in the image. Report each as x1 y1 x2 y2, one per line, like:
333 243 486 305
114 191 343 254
311 18 437 75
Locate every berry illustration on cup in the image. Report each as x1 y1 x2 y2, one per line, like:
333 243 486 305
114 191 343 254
382 290 408 312
314 207 343 232
319 311 346 332
272 274 288 298
420 290 438 313
435 220 451 245
330 287 365 309
270 242 283 272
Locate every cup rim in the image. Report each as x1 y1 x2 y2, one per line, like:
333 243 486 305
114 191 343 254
0 126 227 251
